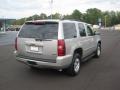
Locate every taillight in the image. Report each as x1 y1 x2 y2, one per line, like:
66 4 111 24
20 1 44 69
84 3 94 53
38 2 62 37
58 39 66 56
15 37 18 50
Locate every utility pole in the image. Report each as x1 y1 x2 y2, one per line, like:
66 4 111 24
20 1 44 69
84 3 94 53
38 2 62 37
3 16 6 33
50 0 53 19
4 18 6 32
105 15 107 28
24 18 27 22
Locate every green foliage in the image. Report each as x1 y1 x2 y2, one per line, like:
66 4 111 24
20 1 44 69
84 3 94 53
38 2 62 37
83 8 102 24
12 18 25 25
12 8 120 26
63 14 72 19
40 13 47 19
71 9 82 20
52 13 61 19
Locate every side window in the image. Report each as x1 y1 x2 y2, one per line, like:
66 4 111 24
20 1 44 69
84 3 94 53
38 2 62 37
87 25 94 36
63 23 77 39
78 23 86 37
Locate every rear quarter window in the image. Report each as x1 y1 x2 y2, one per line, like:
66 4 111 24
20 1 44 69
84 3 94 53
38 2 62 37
78 23 86 37
63 23 77 39
18 22 58 39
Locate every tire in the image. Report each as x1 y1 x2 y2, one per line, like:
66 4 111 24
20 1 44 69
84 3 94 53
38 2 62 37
94 43 101 58
65 53 81 76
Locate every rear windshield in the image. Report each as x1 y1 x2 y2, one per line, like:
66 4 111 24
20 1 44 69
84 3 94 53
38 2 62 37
18 22 58 39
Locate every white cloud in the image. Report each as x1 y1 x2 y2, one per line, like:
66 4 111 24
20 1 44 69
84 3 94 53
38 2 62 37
0 0 120 19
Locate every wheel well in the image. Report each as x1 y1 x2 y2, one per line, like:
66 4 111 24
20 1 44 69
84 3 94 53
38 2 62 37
74 48 83 57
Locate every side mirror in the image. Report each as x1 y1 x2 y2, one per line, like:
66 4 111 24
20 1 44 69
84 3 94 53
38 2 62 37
94 31 100 35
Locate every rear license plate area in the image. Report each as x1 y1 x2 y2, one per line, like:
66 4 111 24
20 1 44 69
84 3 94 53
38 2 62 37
30 46 39 52
28 45 43 53
27 61 37 65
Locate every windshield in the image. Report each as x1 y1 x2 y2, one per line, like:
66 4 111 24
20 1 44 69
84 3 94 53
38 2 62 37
18 22 58 39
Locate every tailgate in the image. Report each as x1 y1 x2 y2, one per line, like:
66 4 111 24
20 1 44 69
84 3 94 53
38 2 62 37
17 38 57 63
16 21 59 63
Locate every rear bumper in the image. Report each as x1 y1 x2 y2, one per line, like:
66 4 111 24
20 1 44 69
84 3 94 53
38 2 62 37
14 51 72 69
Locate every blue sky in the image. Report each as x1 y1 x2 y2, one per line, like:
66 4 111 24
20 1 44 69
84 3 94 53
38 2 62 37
0 0 120 19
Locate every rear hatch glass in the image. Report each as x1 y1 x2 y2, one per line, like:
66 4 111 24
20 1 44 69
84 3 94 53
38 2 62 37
18 22 58 39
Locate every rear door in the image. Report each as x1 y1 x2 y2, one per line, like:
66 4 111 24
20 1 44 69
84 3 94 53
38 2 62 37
17 21 58 63
62 22 78 56
78 23 90 58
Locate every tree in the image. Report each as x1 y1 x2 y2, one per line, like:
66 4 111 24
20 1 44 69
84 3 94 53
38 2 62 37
12 8 120 26
102 11 120 26
63 14 72 19
102 11 112 26
52 13 61 19
12 18 25 25
116 12 120 25
84 8 102 24
71 9 82 20
110 11 117 26
48 13 61 19
39 13 47 19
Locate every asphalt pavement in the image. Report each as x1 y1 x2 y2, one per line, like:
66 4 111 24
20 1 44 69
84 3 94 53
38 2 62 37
0 30 120 90
0 31 18 45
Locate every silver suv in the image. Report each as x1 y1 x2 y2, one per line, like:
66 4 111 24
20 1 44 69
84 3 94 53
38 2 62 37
14 20 101 76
